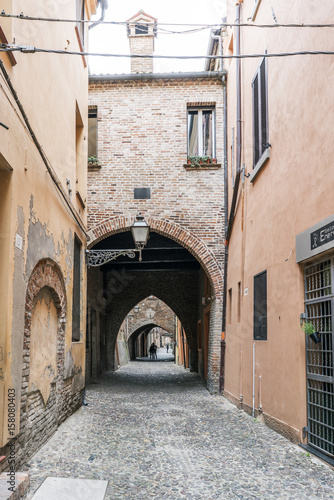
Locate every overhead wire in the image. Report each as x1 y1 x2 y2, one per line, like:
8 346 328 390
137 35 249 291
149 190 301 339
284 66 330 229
1 12 334 30
2 44 334 61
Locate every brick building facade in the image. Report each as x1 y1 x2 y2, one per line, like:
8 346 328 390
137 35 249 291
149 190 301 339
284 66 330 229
86 12 226 392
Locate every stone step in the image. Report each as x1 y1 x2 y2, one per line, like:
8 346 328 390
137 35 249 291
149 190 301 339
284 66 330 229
0 473 30 500
31 477 108 500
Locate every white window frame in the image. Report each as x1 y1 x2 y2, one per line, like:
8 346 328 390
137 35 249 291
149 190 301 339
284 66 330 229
187 107 216 158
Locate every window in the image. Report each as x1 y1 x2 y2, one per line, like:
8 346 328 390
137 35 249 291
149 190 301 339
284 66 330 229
188 107 215 157
88 107 97 158
253 271 267 340
72 236 82 342
135 24 148 35
228 288 232 324
252 57 268 168
237 281 241 323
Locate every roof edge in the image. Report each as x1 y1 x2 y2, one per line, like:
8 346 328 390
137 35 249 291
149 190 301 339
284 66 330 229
89 71 227 82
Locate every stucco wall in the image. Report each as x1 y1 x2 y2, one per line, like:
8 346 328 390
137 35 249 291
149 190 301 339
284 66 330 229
224 0 334 442
0 0 97 468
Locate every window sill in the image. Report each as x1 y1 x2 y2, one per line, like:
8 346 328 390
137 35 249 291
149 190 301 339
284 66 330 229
88 163 102 169
184 163 221 171
250 148 270 183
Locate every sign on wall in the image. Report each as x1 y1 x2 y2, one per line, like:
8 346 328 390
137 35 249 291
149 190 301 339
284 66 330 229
296 214 334 263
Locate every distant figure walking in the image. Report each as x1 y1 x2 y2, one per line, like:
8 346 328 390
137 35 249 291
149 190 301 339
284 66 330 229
166 344 169 353
149 343 155 360
153 343 157 359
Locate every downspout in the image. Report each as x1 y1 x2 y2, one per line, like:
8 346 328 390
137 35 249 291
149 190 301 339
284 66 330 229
89 0 108 30
219 75 228 394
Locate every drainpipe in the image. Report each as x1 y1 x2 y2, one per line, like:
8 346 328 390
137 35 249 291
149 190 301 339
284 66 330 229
252 343 255 417
89 0 108 30
219 75 228 394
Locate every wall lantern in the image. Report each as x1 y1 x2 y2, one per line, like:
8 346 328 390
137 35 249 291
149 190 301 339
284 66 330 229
86 213 150 267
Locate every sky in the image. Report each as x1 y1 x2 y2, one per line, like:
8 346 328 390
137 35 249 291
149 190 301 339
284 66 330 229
88 0 226 75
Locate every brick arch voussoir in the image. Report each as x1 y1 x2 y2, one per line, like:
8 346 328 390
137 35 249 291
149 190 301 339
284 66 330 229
87 215 224 299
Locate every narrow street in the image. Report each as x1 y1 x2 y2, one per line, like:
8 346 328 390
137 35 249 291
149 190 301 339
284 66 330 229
24 350 333 500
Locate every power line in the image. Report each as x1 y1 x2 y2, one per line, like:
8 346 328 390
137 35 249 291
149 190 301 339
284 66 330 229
2 44 334 61
1 12 334 30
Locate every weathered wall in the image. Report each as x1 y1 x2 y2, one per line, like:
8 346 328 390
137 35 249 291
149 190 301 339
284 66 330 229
224 0 334 443
0 0 97 469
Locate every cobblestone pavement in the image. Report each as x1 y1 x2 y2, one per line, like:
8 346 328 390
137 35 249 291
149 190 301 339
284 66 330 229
25 353 334 499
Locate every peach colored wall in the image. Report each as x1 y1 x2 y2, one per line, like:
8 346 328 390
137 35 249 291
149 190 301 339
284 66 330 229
0 0 97 448
224 0 334 442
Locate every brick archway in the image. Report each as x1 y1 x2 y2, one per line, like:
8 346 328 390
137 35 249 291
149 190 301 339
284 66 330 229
128 320 169 340
87 215 224 299
18 259 67 465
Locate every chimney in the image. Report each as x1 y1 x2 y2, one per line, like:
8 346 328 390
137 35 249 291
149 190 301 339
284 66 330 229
126 10 157 74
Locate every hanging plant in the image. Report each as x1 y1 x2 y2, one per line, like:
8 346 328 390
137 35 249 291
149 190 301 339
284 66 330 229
302 321 321 343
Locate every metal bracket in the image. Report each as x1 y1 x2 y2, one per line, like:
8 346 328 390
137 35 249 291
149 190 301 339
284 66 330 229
85 249 138 267
302 426 308 439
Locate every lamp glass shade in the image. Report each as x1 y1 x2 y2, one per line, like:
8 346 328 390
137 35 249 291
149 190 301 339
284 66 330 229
131 216 150 246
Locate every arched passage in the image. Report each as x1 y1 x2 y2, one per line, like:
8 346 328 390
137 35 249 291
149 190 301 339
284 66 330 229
87 216 224 392
87 215 223 299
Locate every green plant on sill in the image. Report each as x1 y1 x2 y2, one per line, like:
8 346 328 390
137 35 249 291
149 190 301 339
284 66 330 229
301 321 315 336
88 155 99 165
187 155 211 166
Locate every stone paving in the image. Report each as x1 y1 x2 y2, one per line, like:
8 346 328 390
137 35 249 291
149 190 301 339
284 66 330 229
25 349 334 499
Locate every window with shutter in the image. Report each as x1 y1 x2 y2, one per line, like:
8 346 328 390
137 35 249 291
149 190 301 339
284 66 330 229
252 57 269 170
254 270 267 341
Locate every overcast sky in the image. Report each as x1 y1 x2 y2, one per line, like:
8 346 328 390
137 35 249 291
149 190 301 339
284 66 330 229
88 0 226 75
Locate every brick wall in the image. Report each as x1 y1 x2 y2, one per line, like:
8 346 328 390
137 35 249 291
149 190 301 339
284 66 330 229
126 296 175 339
129 36 154 73
88 75 225 391
88 76 225 264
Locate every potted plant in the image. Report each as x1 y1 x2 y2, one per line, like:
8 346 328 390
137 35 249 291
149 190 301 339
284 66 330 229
202 156 211 164
88 155 99 166
302 321 321 343
187 156 201 167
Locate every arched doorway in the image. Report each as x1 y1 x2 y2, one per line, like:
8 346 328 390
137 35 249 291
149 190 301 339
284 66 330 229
86 217 223 392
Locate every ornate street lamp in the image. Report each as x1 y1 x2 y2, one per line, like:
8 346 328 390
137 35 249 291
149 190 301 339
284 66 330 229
86 213 150 267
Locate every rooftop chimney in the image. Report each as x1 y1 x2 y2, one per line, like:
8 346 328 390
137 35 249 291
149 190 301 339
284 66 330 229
126 10 157 74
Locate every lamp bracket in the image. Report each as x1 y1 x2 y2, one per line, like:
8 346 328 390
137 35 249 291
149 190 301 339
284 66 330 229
86 249 138 268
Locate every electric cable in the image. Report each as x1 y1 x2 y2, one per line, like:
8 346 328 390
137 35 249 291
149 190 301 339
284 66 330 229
1 12 334 30
2 44 334 61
